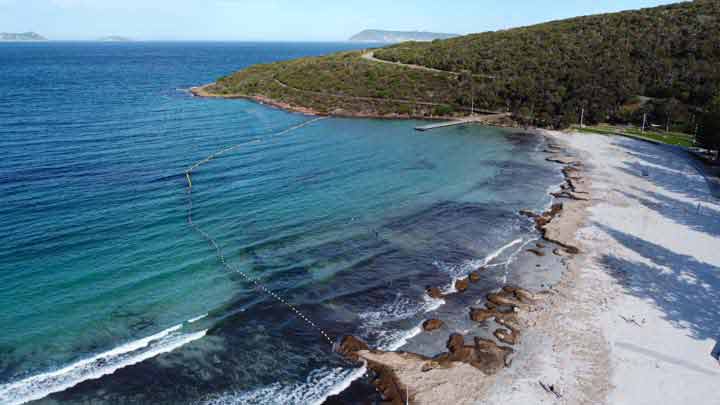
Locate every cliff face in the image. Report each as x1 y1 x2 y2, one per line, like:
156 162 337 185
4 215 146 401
0 32 47 41
349 29 458 43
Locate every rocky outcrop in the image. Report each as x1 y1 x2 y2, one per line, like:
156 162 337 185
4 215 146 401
503 286 537 303
455 278 470 292
423 319 444 332
426 286 444 299
338 333 515 404
338 335 370 360
493 328 518 345
552 190 591 201
521 201 583 254
432 334 514 375
546 155 581 165
487 286 536 309
469 270 482 282
469 286 541 349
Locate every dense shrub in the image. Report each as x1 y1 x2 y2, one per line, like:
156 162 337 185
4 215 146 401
699 94 720 158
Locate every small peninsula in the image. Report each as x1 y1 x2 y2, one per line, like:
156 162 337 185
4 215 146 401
194 1 720 132
349 29 458 43
0 32 46 41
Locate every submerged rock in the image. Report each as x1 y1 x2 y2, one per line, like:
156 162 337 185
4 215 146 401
554 248 570 256
469 271 482 282
527 248 546 257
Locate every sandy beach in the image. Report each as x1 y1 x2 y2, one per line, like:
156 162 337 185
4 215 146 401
497 131 720 405
339 131 720 404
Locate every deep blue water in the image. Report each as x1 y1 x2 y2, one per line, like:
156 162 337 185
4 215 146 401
0 42 561 404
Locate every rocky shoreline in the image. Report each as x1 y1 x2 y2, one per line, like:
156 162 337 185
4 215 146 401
333 135 593 404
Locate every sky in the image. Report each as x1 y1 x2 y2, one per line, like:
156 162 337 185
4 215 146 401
0 0 682 41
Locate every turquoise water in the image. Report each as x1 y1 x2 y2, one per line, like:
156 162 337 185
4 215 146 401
0 42 561 404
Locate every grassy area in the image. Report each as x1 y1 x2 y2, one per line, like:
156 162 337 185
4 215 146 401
572 125 695 147
208 51 471 118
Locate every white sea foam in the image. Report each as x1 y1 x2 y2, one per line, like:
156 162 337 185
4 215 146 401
436 238 525 293
0 324 207 405
201 365 368 405
358 293 444 328
358 295 419 326
378 323 424 351
188 313 209 323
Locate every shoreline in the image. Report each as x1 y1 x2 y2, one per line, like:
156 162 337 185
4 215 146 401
190 84 519 126
190 85 591 403
190 85 720 403
332 132 593 404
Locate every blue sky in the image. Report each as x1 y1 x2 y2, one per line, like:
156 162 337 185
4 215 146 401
0 0 681 40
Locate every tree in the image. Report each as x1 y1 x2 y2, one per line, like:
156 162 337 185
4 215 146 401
698 93 720 160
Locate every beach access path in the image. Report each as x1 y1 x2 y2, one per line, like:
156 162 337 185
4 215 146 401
484 132 720 404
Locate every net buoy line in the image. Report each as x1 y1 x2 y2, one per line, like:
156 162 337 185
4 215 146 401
184 116 336 346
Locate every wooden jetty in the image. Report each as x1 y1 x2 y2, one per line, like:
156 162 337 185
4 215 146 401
415 114 509 131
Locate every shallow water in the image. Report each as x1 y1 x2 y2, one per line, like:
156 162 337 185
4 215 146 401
0 42 562 404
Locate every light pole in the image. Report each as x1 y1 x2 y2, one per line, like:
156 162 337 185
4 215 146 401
642 113 647 133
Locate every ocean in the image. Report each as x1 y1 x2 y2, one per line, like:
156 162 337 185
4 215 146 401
0 41 562 404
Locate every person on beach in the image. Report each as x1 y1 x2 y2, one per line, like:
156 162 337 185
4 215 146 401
712 341 720 364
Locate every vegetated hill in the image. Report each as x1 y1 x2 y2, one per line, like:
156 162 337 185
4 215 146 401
0 32 46 41
207 1 720 128
350 29 458 43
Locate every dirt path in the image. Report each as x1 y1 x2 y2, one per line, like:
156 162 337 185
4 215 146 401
361 51 496 80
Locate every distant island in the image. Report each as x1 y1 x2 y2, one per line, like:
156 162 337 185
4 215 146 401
98 36 133 42
349 29 458 43
0 32 46 41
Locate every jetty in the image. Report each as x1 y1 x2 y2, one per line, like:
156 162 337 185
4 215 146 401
415 113 510 131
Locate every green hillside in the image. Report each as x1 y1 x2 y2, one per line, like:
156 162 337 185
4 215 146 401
205 1 720 128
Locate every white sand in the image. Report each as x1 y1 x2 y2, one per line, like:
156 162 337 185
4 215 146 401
484 132 720 404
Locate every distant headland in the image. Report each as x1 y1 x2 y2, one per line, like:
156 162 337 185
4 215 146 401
98 36 133 42
349 29 458 43
0 32 47 41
